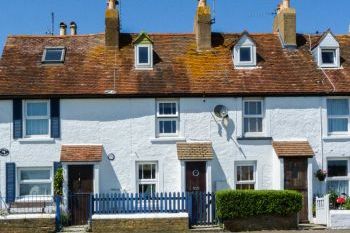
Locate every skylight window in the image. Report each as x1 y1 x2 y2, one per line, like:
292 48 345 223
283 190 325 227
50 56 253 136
42 47 65 64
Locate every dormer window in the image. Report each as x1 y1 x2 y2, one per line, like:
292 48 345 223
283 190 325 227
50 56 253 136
312 30 340 68
321 49 336 66
233 31 257 68
42 47 65 64
134 32 153 70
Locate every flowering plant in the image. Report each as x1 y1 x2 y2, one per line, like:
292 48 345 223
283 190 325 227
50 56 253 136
337 196 347 209
315 169 327 181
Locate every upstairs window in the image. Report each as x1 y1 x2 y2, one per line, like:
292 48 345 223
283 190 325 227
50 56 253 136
321 49 336 66
24 100 50 137
134 32 153 70
156 100 179 137
239 47 252 62
42 47 65 64
243 99 264 136
233 31 257 68
327 99 349 134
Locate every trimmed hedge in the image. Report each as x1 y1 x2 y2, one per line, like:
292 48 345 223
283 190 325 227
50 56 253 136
216 190 303 220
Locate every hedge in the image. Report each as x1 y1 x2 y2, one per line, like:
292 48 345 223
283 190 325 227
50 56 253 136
216 190 303 220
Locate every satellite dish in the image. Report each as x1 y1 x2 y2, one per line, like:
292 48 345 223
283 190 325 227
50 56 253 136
214 105 229 118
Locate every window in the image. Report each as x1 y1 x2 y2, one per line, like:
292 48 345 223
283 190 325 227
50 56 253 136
24 100 50 137
235 163 256 190
137 163 157 194
327 159 349 195
18 168 52 196
239 47 252 62
42 47 65 63
156 100 179 137
327 99 349 134
243 100 263 135
321 49 336 65
135 44 153 69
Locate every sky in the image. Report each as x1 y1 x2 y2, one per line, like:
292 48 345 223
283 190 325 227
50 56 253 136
0 0 349 55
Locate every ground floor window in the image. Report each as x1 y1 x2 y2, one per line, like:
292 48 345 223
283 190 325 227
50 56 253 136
137 162 158 194
327 159 350 195
18 168 52 196
235 162 256 190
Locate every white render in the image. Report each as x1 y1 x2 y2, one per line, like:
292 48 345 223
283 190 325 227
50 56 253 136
329 210 350 229
1 97 350 222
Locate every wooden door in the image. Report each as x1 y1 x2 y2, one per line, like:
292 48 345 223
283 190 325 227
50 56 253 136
284 158 308 223
186 162 207 225
68 165 93 226
186 162 206 192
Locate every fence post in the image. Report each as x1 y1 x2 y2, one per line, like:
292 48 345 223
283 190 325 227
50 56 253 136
55 196 61 232
187 192 193 227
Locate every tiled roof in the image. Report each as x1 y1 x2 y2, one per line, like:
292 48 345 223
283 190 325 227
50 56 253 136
60 145 103 162
272 141 314 158
1 32 350 98
177 142 213 160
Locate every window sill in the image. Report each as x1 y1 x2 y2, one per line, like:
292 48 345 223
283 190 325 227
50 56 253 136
135 67 153 71
150 137 186 143
17 138 55 144
237 136 272 141
323 135 350 141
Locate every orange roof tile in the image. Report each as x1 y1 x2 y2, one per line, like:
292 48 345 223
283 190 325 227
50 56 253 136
272 141 314 158
60 145 103 162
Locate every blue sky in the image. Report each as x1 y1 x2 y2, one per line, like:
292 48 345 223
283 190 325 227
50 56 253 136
0 0 349 54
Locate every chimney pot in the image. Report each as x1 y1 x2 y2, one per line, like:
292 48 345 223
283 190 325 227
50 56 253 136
59 22 67 36
70 21 77 35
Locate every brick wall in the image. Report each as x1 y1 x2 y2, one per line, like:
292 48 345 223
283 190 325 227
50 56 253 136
92 217 189 233
0 218 55 233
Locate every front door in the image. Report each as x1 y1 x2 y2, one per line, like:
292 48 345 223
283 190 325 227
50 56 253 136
68 165 94 225
186 162 207 225
284 158 308 223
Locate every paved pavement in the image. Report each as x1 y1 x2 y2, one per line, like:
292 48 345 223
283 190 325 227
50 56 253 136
243 231 350 233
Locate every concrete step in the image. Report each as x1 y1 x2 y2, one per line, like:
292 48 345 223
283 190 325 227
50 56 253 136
191 225 223 232
299 223 327 230
60 225 88 233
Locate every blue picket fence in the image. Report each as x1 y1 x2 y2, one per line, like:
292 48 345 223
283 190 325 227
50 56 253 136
92 192 190 214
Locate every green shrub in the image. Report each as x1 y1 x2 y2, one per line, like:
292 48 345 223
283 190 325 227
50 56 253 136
216 190 303 220
345 199 350 210
54 167 64 196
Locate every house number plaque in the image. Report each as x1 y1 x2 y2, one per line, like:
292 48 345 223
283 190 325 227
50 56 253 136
0 148 9 157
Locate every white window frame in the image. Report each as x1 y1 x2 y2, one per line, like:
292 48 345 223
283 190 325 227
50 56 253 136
156 100 179 137
326 158 350 194
243 99 264 137
135 44 153 69
318 47 340 68
327 98 350 135
235 162 256 190
42 47 66 63
136 162 158 194
23 100 51 138
233 38 257 68
17 167 53 197
239 46 253 63
321 49 336 66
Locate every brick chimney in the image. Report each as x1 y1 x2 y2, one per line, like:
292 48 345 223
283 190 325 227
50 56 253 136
70 22 77 35
194 0 212 51
105 0 120 47
59 22 67 36
273 0 296 48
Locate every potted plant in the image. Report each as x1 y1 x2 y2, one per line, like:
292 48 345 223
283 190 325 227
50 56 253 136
315 169 327 181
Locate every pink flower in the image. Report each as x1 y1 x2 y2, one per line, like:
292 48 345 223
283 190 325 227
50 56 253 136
336 197 346 205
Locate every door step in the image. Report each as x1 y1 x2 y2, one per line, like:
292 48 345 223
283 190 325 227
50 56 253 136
191 225 223 232
59 225 88 233
299 223 327 230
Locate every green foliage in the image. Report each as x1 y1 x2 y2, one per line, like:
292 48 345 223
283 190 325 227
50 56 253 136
54 168 64 196
345 199 350 210
328 190 338 209
216 190 303 220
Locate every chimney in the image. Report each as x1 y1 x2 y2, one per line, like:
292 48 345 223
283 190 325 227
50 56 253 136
194 0 212 51
70 22 77 35
59 22 67 36
105 0 120 48
273 0 296 48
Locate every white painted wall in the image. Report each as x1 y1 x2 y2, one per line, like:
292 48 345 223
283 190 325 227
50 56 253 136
0 96 349 215
329 210 350 229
